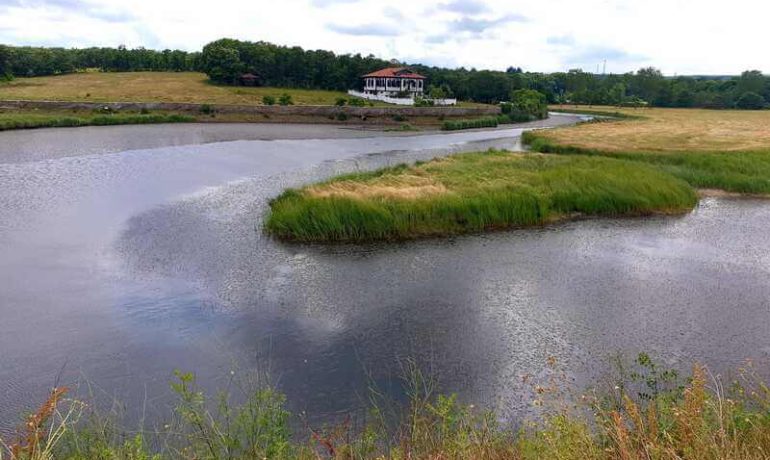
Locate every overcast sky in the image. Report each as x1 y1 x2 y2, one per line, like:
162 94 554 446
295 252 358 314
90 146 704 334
0 0 766 75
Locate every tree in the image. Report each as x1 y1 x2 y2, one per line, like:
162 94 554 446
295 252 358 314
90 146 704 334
632 67 665 103
201 44 243 84
509 89 548 119
0 45 11 80
735 91 766 110
736 70 766 96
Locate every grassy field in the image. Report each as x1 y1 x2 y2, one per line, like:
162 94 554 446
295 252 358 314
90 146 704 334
266 151 696 242
6 356 770 459
547 105 770 152
0 71 487 108
526 106 770 194
0 72 357 105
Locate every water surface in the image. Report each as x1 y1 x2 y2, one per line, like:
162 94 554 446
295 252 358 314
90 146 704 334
1 117 769 431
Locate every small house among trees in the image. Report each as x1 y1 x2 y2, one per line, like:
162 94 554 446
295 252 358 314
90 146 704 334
362 67 426 97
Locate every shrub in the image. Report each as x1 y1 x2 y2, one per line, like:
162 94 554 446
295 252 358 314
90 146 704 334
441 117 499 131
335 112 348 121
334 97 347 106
199 104 214 115
393 114 407 122
278 93 293 106
510 89 548 120
348 98 366 107
262 95 276 105
139 107 150 115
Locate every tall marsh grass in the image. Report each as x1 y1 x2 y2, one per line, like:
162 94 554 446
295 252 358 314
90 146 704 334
524 131 770 194
4 355 770 459
265 150 697 242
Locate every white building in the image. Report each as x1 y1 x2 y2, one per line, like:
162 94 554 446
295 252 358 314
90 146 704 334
362 67 426 97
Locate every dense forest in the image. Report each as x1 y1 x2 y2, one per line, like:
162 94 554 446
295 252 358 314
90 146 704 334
1 40 769 109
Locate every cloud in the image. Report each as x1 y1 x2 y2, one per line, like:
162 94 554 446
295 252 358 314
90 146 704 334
547 35 575 46
327 23 399 37
562 45 648 70
449 13 527 35
438 0 489 15
382 6 404 21
1 0 136 23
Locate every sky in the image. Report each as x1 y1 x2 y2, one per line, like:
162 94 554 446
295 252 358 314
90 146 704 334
0 0 767 75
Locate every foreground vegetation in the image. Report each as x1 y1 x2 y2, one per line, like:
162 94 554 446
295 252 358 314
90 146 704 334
4 355 770 459
266 151 696 242
526 107 770 194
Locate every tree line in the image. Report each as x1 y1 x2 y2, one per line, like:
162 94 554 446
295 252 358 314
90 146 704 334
0 44 199 78
1 39 769 109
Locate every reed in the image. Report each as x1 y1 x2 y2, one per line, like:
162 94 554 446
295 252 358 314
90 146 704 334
265 150 697 242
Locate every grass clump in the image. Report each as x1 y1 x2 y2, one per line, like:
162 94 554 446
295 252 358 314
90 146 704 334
265 150 697 242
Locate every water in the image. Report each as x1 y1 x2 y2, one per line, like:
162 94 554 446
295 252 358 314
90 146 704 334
1 117 769 431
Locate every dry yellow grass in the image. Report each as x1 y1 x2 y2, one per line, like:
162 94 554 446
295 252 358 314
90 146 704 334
0 71 488 108
307 173 449 201
547 105 770 152
0 71 355 105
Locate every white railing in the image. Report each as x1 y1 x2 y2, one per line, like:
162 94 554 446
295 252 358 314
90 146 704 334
347 90 457 106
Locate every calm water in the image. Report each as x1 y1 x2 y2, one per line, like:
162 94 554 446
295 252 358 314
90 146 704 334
1 117 769 431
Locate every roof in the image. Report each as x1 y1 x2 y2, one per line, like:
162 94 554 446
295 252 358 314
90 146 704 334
362 67 426 79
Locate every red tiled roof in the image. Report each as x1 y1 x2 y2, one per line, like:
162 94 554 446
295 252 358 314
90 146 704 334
362 67 427 79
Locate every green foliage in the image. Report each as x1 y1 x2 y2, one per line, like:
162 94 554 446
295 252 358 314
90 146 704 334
334 97 347 106
736 91 766 110
262 94 275 105
347 97 366 107
170 370 292 459
278 93 293 106
510 89 548 120
441 117 499 130
413 97 435 107
265 151 697 242
392 114 407 122
199 103 214 114
334 111 348 121
0 112 194 131
201 43 243 84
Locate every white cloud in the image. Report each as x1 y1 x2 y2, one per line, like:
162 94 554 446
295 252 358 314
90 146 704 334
0 0 768 74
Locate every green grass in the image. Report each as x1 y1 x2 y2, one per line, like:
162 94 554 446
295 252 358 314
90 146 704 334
0 110 195 131
265 150 697 242
525 131 770 194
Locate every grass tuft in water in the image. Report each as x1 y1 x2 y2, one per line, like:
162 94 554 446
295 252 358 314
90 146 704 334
265 150 698 242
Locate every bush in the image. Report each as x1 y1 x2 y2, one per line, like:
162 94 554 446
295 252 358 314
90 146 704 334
414 97 435 107
335 112 348 121
262 95 275 105
334 97 347 106
278 93 293 106
510 89 548 119
441 117 499 131
139 107 150 115
199 104 214 115
348 98 366 107
393 114 407 122
736 91 766 110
